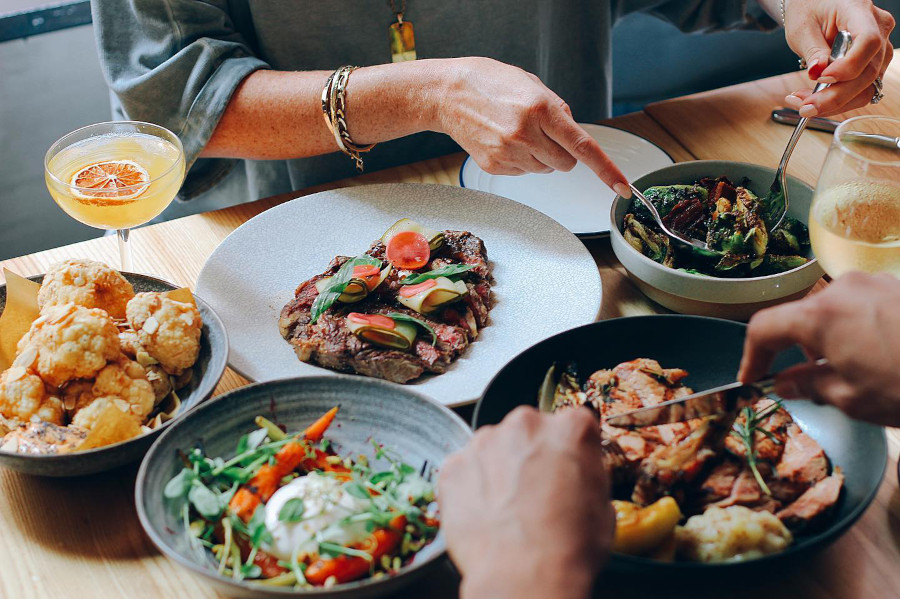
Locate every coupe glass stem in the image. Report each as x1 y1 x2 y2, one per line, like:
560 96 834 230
117 228 133 271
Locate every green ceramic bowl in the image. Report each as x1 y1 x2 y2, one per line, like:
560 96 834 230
609 160 825 321
136 376 472 598
0 272 228 476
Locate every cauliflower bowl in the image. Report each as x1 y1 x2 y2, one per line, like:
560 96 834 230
0 271 227 476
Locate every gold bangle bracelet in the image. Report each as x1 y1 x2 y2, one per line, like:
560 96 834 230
321 65 375 172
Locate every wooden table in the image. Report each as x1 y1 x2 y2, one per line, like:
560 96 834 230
2 62 899 598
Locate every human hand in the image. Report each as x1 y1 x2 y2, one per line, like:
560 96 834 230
739 272 900 426
432 57 631 197
437 406 614 599
782 0 894 117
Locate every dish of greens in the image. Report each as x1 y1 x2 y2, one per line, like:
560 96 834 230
163 406 438 589
623 176 811 277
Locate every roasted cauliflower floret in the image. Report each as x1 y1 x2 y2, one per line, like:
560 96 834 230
37 259 134 319
126 293 201 375
70 396 141 432
16 304 120 387
69 358 155 421
0 367 65 425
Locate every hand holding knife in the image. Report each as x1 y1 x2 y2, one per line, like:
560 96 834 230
605 358 830 429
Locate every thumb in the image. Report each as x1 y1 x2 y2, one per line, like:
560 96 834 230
787 18 832 80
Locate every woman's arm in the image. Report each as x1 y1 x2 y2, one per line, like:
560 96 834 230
202 56 631 193
201 61 439 160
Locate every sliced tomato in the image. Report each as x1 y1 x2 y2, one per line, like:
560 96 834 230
347 312 396 329
386 231 430 269
352 264 381 278
399 278 437 298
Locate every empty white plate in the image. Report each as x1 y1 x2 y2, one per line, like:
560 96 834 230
460 124 674 237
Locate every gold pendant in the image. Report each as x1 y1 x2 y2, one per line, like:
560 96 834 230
389 20 417 62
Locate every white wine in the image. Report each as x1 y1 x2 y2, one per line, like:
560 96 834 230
810 181 900 277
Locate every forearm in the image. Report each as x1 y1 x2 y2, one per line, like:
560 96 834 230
201 59 446 160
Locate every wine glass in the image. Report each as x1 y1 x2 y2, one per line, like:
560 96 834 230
44 121 186 271
809 115 900 277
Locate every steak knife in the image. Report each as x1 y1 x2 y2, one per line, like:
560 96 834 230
604 359 829 429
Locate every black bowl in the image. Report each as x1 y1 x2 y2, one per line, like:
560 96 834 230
0 272 228 476
474 315 886 571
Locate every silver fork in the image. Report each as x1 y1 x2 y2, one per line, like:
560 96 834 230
765 31 852 231
628 183 717 255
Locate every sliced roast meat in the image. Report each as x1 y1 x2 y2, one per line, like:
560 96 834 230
776 470 844 531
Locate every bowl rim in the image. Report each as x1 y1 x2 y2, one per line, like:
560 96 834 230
609 159 821 284
0 271 229 462
473 313 888 569
135 374 472 596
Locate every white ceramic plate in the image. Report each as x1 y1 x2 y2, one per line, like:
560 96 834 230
196 184 602 407
460 124 674 238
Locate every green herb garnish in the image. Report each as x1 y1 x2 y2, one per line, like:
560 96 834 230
400 264 474 285
278 498 306 523
310 255 382 323
387 312 437 345
730 400 784 496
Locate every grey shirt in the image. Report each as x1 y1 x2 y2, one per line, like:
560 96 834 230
90 0 773 205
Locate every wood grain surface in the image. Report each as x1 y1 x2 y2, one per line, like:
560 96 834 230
1 63 899 598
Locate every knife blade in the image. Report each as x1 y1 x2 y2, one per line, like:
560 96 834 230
604 359 828 429
772 109 900 151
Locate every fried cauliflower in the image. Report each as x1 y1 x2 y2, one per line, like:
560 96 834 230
68 358 155 422
0 367 65 425
126 293 201 375
17 304 120 387
37 259 135 319
70 396 141 432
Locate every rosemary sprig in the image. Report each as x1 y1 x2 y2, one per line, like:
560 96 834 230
730 400 784 496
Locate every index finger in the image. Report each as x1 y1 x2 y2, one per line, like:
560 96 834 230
738 300 824 383
542 116 630 197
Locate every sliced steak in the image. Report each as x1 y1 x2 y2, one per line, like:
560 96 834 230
776 470 844 531
279 230 491 383
774 423 828 486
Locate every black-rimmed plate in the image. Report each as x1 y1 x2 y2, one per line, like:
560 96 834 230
474 315 886 571
460 124 674 238
0 272 228 476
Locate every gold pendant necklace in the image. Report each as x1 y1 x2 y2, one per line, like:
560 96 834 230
388 0 417 62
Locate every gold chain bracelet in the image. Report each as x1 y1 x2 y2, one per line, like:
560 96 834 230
321 65 375 172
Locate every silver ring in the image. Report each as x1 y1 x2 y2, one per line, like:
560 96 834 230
798 57 808 70
871 77 884 104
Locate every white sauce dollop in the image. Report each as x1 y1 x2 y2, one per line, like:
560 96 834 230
264 472 371 561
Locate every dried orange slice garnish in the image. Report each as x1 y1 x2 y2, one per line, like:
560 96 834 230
70 160 150 200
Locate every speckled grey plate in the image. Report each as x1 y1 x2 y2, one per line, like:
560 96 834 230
0 272 229 477
196 183 602 407
475 315 887 572
136 376 472 598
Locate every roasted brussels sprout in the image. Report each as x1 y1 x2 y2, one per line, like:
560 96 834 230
622 176 810 278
